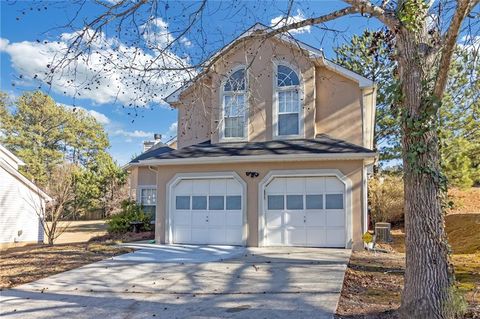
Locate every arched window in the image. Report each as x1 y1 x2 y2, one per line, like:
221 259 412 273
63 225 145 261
275 64 301 137
222 68 247 139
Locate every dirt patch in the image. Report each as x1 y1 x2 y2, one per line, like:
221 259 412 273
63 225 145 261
336 214 480 318
0 243 132 289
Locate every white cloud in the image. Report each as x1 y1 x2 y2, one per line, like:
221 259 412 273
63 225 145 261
180 37 193 47
270 9 311 34
59 103 110 125
162 121 177 142
0 24 192 107
111 129 153 138
87 110 111 125
0 38 9 51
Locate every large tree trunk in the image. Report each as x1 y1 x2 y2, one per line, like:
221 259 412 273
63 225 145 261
398 31 454 319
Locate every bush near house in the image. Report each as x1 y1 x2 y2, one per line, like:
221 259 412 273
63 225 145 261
368 175 404 226
106 200 153 234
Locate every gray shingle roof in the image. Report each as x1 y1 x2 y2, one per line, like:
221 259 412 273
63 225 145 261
130 145 175 163
129 135 374 164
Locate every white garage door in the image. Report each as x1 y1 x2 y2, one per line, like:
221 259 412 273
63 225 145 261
172 178 244 245
264 176 346 247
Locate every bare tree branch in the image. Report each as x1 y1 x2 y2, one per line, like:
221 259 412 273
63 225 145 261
434 0 480 98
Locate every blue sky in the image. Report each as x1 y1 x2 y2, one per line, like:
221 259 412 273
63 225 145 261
0 0 382 165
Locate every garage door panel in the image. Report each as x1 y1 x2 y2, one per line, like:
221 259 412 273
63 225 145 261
326 228 345 246
306 227 326 246
225 228 243 244
208 211 225 226
209 179 226 194
266 211 283 227
325 177 344 192
175 180 192 194
326 211 344 227
286 228 306 245
286 178 305 193
267 178 285 193
264 175 346 248
306 211 325 226
226 179 242 194
192 180 209 194
172 177 243 245
305 177 325 193
174 226 191 243
226 211 243 226
174 211 191 226
266 227 283 245
209 228 226 244
191 212 208 226
191 228 210 243
285 211 304 227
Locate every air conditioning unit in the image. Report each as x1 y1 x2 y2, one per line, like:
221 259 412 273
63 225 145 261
375 222 391 242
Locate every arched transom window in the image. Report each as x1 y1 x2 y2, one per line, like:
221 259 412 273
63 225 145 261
275 64 301 137
222 68 247 139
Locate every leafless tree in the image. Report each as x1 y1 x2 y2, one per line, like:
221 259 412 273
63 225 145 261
30 163 76 245
11 0 480 317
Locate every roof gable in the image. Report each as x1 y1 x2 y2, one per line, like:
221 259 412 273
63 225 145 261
165 23 374 104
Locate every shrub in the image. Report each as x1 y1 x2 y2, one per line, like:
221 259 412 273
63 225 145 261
107 200 153 234
369 175 404 226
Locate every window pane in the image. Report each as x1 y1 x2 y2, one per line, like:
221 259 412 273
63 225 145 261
286 195 303 210
209 196 224 210
224 69 246 91
226 196 241 210
277 65 300 87
326 194 344 209
192 196 207 210
278 113 299 135
176 196 190 210
225 116 245 138
141 189 156 205
306 195 323 209
267 195 284 210
142 206 156 220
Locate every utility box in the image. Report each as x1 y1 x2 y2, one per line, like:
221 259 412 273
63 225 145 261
375 222 392 242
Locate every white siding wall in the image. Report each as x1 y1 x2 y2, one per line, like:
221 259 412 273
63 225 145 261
0 166 44 244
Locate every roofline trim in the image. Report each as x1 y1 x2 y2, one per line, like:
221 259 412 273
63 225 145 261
319 58 375 88
127 152 377 167
0 159 52 201
0 144 25 166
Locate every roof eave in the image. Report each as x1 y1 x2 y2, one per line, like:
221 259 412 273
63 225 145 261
130 152 377 167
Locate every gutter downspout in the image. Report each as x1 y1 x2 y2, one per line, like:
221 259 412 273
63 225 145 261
148 165 161 244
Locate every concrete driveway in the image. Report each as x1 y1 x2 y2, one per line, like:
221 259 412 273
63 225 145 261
0 245 351 319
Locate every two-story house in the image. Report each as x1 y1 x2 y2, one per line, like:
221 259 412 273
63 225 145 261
126 24 377 250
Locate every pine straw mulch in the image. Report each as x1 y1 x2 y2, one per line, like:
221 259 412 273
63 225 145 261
0 242 133 289
0 231 155 290
336 213 480 318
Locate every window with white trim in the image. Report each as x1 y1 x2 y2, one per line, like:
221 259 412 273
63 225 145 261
140 188 156 219
275 64 301 136
222 68 247 139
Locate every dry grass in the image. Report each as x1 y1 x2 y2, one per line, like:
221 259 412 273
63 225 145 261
448 187 480 214
336 213 480 318
0 243 132 289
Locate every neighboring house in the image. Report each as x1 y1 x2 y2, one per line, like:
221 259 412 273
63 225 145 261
0 144 51 246
126 23 377 250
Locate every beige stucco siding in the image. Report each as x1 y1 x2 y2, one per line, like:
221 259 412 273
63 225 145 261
315 67 363 146
133 159 365 250
176 79 212 148
177 38 317 145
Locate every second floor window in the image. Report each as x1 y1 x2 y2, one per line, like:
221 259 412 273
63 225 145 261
223 68 247 139
275 64 301 137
